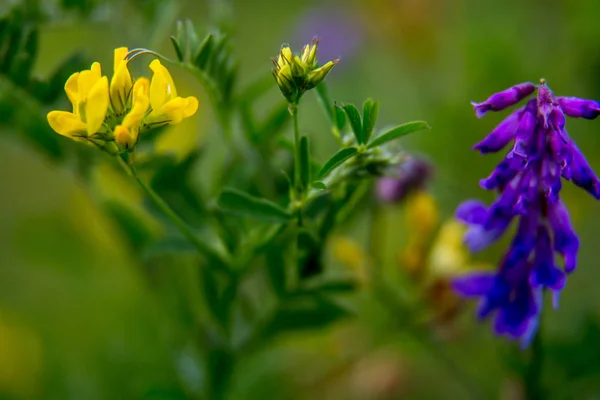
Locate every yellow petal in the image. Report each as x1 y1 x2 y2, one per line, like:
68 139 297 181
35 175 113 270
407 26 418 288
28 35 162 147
114 124 135 148
157 96 198 124
122 79 150 129
77 62 103 98
64 72 80 109
278 47 293 68
113 47 128 74
109 63 133 114
85 76 109 135
47 111 86 137
149 59 177 111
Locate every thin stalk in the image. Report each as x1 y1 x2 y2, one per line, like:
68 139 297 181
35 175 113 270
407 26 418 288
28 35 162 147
119 157 230 270
524 323 545 400
290 103 300 191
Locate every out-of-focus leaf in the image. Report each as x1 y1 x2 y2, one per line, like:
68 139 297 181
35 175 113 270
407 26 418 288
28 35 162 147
217 188 292 222
367 121 430 149
343 104 363 144
194 33 214 69
169 35 183 61
311 181 326 191
318 147 358 178
265 249 287 297
263 295 351 337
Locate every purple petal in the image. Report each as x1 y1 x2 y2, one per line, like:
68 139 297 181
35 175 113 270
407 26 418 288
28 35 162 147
472 82 536 118
558 96 600 119
548 201 579 273
536 83 556 129
455 200 488 224
480 157 524 190
452 272 495 297
569 144 600 199
473 107 524 153
530 226 567 291
511 99 537 158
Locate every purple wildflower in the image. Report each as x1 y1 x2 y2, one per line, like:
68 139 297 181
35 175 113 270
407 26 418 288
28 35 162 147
376 157 433 203
453 79 599 345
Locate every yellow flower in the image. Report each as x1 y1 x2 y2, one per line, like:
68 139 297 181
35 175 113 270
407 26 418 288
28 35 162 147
47 62 109 138
109 47 133 115
47 48 197 153
272 39 338 103
147 59 198 125
115 78 150 149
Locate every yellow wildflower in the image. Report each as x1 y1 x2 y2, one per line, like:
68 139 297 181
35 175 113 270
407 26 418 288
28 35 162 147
272 38 338 103
47 62 109 138
47 48 198 154
147 59 198 125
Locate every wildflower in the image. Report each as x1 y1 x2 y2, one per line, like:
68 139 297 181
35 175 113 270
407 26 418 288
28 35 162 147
453 80 599 345
47 62 109 139
272 38 339 104
47 47 198 153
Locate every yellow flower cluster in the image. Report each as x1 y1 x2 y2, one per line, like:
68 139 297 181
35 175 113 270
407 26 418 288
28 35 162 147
272 39 338 103
47 48 198 152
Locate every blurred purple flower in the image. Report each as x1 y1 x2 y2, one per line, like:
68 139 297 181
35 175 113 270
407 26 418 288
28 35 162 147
293 6 364 67
454 80 599 346
377 157 434 203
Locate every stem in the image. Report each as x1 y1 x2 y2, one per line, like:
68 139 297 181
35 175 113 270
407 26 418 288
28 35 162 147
119 157 230 270
524 324 545 400
290 103 300 191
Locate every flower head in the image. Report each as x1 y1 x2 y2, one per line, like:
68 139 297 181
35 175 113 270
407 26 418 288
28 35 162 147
454 80 599 345
47 48 198 153
272 38 339 103
47 62 109 138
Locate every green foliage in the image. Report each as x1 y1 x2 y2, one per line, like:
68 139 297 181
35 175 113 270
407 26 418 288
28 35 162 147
217 188 292 222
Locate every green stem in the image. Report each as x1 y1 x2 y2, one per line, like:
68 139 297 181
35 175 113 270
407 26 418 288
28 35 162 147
524 323 545 400
119 157 230 269
290 103 300 191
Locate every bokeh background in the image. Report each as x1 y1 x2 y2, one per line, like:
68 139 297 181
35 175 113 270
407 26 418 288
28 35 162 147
2 0 600 398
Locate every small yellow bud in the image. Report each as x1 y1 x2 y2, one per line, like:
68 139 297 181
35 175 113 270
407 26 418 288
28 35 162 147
114 125 135 149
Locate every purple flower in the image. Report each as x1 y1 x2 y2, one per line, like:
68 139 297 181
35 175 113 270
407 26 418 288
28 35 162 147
376 157 433 203
454 80 599 345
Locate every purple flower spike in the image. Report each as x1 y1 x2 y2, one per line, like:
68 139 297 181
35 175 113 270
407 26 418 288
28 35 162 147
471 82 536 118
558 97 600 119
454 79 599 345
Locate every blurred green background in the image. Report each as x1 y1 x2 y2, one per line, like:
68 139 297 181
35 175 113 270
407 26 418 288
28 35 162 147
2 0 600 398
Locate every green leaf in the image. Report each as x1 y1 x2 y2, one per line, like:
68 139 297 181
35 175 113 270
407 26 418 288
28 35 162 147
362 98 380 144
184 19 200 54
194 33 214 69
217 188 292 222
334 103 346 132
169 35 183 61
367 121 429 149
299 136 310 190
311 181 327 191
343 104 363 144
263 295 351 337
318 147 358 178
